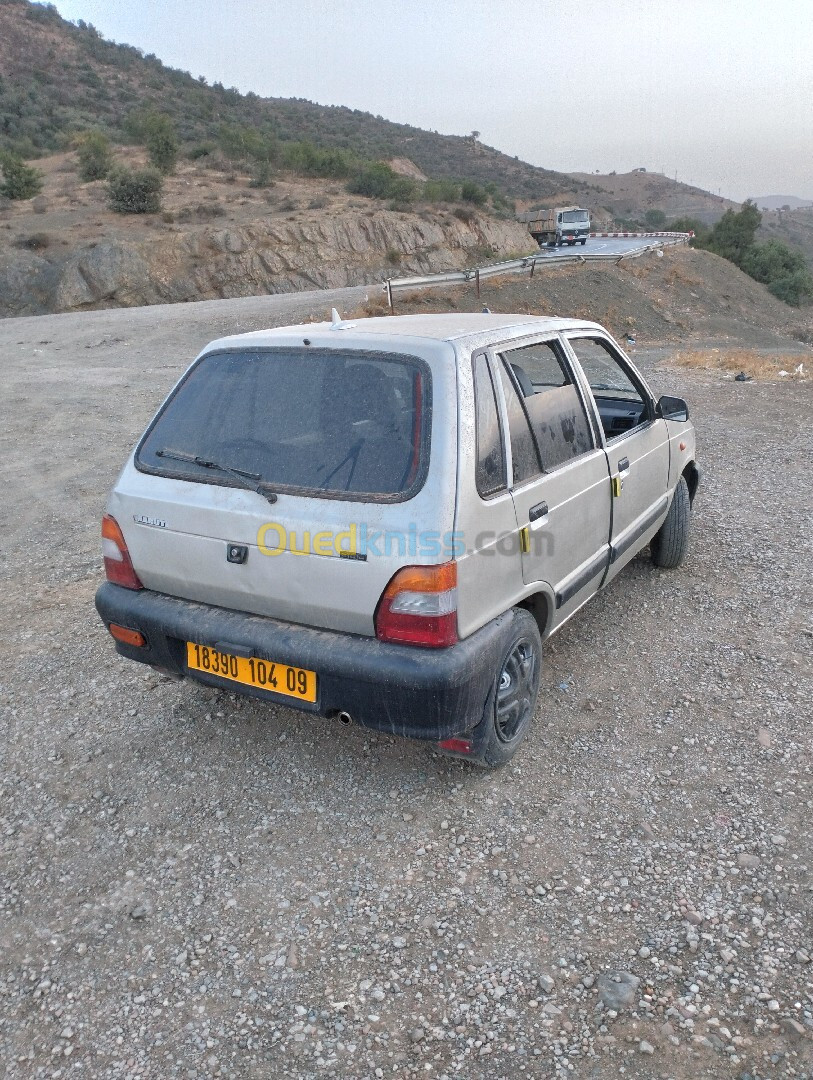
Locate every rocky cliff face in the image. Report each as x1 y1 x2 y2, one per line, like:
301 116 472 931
0 210 535 317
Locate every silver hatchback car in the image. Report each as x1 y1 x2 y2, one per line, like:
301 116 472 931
96 313 699 766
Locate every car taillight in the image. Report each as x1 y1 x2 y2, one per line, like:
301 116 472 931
375 562 457 647
102 514 143 590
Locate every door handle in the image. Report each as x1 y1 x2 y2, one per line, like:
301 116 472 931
529 500 549 523
617 457 630 473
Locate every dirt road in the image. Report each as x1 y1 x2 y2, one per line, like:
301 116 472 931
1 291 811 1078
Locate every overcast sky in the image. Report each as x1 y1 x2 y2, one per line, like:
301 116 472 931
50 0 813 202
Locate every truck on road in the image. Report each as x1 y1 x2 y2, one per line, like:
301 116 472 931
518 206 591 247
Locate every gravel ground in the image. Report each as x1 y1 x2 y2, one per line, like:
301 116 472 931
1 290 812 1079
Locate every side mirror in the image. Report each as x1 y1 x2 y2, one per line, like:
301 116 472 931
656 395 689 422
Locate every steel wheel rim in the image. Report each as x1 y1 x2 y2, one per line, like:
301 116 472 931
495 637 537 743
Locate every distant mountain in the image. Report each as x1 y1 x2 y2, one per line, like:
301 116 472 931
0 0 591 203
753 195 813 211
0 0 749 228
567 170 736 226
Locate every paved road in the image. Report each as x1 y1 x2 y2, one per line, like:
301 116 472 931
533 235 671 259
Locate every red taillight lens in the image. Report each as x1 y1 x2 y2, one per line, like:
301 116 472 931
375 562 458 648
102 514 143 590
438 736 473 754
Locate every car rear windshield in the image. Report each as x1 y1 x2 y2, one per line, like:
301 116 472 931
136 348 431 501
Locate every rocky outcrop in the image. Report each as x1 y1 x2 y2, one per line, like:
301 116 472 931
0 209 535 317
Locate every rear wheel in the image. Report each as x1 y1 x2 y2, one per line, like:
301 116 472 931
440 608 542 768
651 476 691 568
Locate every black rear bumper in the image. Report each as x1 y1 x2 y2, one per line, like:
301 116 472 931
95 583 512 741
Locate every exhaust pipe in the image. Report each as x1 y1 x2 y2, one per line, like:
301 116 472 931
336 710 353 727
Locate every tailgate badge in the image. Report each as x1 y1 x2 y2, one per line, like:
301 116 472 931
227 543 248 564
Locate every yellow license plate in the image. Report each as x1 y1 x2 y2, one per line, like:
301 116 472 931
186 642 317 703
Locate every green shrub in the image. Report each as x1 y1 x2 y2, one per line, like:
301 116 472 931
282 141 355 179
665 217 710 244
483 180 514 214
187 142 216 160
218 124 278 165
460 180 487 206
347 162 415 202
766 270 813 307
422 178 460 203
75 130 113 181
644 208 667 229
742 240 813 306
106 166 163 213
248 160 274 188
703 200 761 264
0 152 44 200
144 113 178 174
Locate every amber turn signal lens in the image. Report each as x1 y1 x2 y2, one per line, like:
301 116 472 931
108 623 146 648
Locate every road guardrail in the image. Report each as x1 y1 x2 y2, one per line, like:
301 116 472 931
382 233 691 309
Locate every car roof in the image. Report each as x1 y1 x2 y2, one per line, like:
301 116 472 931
205 312 605 352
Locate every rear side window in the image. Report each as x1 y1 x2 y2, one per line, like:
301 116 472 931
500 340 593 471
472 353 506 497
137 348 430 501
497 362 541 485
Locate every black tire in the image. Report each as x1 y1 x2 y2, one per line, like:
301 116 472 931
580 239 587 246
651 475 691 568
440 608 542 768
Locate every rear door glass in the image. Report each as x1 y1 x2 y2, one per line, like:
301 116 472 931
498 340 594 471
472 352 506 497
137 348 430 500
496 361 541 485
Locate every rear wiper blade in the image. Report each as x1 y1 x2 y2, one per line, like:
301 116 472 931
156 448 278 504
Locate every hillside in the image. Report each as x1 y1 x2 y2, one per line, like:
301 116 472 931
0 147 538 317
758 205 813 273
566 170 737 226
371 245 812 354
0 0 591 204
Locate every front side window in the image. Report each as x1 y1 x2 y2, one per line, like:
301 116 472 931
137 348 430 501
499 340 593 471
566 336 649 440
472 353 506 497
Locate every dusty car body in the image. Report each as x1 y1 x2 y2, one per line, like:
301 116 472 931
96 313 698 765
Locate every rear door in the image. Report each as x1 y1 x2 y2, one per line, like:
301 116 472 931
564 333 670 582
492 336 613 625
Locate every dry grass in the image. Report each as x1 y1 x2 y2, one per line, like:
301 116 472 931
671 348 810 380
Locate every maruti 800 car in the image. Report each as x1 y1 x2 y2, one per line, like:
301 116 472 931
96 313 698 766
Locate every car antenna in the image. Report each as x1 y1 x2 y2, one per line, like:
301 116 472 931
330 307 356 330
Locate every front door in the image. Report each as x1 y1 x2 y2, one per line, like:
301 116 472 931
491 336 613 626
564 334 670 583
